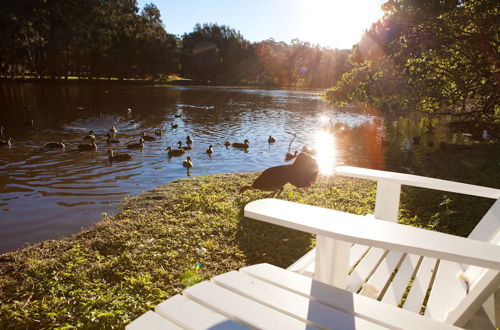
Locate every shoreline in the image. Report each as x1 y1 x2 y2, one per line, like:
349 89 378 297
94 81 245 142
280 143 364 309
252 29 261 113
0 163 496 328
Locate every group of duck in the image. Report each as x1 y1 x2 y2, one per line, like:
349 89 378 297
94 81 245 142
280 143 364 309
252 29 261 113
1 125 286 171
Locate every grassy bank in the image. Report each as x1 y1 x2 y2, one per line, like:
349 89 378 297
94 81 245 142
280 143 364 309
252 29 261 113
0 166 496 328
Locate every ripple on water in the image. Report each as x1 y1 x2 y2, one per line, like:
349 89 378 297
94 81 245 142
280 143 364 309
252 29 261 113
0 86 402 253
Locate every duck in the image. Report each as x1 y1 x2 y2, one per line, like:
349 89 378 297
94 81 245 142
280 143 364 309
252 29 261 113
239 152 318 197
284 151 298 161
268 135 276 144
166 146 185 157
206 145 214 155
83 130 96 141
78 139 97 151
232 139 249 149
127 137 145 149
127 108 132 115
45 140 65 149
174 114 181 118
177 141 191 150
109 126 117 135
0 137 12 147
186 136 193 145
106 133 120 143
141 132 156 141
108 149 132 163
154 128 162 136
224 140 231 147
171 123 178 129
182 156 193 169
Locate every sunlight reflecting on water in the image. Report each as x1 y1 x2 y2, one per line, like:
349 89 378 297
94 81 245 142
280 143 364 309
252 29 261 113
314 129 336 175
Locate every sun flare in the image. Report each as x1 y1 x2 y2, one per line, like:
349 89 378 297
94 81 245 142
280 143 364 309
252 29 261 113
299 0 384 49
314 130 337 175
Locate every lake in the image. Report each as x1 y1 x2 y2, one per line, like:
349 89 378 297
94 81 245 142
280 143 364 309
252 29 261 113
0 83 472 253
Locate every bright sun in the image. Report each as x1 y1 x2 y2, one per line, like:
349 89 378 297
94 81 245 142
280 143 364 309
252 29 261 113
298 0 384 49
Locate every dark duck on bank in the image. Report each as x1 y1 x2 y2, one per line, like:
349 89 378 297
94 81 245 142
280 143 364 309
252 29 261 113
239 152 319 197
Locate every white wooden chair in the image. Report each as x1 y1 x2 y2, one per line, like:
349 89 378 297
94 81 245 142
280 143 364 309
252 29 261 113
127 167 500 329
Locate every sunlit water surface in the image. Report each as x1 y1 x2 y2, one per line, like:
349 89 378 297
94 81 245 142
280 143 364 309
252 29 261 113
0 84 471 252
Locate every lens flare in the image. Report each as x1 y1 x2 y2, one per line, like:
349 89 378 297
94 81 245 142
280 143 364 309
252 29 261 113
314 130 336 175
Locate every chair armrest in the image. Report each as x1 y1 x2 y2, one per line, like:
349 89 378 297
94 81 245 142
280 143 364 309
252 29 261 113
244 199 500 270
335 166 500 199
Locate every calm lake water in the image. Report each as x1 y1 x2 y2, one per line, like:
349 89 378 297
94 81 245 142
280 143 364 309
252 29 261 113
0 83 472 253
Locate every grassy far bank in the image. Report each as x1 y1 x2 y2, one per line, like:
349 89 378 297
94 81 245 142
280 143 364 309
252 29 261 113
1 142 498 328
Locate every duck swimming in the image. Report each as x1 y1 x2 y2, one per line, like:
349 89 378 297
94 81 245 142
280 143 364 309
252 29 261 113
177 141 191 150
45 140 65 149
224 140 231 147
141 132 156 141
268 135 276 144
154 128 162 136
171 123 178 129
284 151 298 161
127 137 144 149
106 133 120 143
0 137 12 147
78 139 97 151
206 145 214 155
186 136 193 145
108 149 132 163
232 139 249 149
166 146 185 157
83 130 96 141
109 126 117 135
182 156 193 168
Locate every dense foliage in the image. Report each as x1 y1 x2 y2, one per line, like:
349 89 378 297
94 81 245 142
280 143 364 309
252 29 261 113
0 0 351 87
325 0 499 118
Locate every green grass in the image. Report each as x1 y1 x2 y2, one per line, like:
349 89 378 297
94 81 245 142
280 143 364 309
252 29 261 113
0 141 498 329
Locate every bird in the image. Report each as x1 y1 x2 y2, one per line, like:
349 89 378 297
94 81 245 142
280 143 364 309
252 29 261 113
239 153 318 197
0 137 12 147
224 140 231 147
177 141 191 150
78 139 97 151
141 132 156 141
186 136 193 145
166 146 185 157
182 156 193 169
206 145 214 155
0 126 5 138
83 130 96 141
106 133 120 143
109 126 117 135
284 151 298 161
45 140 65 149
127 137 145 149
232 139 249 149
154 128 162 136
108 149 132 163
171 123 178 129
268 135 276 144
174 114 181 118
127 108 132 115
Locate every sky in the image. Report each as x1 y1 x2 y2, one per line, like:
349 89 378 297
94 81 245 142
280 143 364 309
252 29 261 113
136 0 387 49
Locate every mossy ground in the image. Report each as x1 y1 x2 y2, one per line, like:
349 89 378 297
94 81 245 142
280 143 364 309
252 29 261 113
0 142 498 329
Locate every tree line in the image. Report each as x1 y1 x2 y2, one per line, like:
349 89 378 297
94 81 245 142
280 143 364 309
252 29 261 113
324 0 499 117
0 0 351 88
